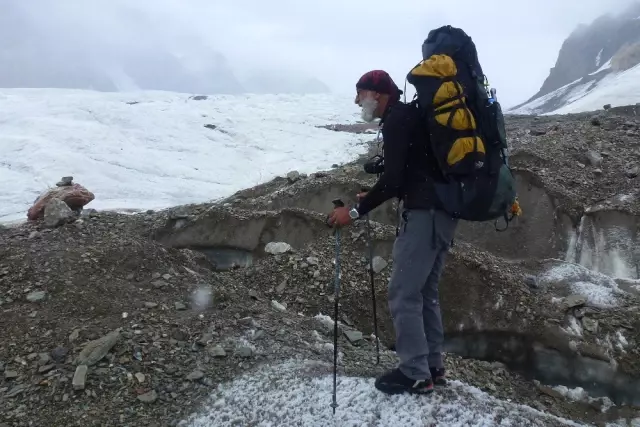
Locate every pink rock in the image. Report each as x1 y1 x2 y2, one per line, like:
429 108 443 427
27 183 95 220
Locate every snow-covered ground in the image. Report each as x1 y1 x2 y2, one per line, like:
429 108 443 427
0 89 368 223
509 63 640 115
181 359 636 427
552 64 640 114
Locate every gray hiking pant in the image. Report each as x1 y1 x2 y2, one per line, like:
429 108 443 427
388 208 458 380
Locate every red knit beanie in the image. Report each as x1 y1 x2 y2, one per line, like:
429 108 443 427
355 70 403 101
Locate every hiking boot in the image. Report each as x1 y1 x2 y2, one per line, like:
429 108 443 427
430 367 447 386
374 369 434 395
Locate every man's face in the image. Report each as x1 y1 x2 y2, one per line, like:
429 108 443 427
355 89 380 123
354 89 378 106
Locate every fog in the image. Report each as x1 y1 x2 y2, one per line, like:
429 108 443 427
1 0 638 107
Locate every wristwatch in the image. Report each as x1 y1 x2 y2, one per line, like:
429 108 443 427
349 207 360 220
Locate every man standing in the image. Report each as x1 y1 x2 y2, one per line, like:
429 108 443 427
328 70 458 395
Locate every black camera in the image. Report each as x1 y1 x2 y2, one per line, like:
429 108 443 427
364 155 384 175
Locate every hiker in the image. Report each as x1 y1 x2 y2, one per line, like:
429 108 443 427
327 69 456 394
329 26 520 396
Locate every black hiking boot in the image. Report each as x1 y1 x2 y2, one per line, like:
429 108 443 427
374 369 434 395
430 367 447 386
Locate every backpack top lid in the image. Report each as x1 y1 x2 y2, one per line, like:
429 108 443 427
421 25 484 78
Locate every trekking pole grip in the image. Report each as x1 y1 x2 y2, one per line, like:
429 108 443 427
326 199 345 229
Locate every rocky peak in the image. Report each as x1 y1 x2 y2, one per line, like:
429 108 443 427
511 5 640 114
541 6 640 97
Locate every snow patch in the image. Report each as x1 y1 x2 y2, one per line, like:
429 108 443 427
553 385 588 401
572 281 619 308
538 262 625 308
589 58 613 75
552 386 615 413
563 316 583 337
616 330 629 350
595 48 604 67
314 313 337 330
183 359 590 426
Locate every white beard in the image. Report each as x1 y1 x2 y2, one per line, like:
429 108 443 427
360 97 378 123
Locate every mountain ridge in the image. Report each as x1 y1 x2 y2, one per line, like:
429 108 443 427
510 4 640 115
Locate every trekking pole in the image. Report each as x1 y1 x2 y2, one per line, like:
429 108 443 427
360 187 380 365
330 198 344 415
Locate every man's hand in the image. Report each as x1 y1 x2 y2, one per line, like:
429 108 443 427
356 192 368 202
327 206 353 228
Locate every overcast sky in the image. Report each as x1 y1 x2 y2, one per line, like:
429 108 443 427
202 0 639 107
6 0 640 108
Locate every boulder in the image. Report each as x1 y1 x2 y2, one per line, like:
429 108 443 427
44 199 75 228
28 183 94 220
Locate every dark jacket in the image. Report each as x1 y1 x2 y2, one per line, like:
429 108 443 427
356 101 440 217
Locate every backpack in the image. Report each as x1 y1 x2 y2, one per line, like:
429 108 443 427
406 25 521 230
